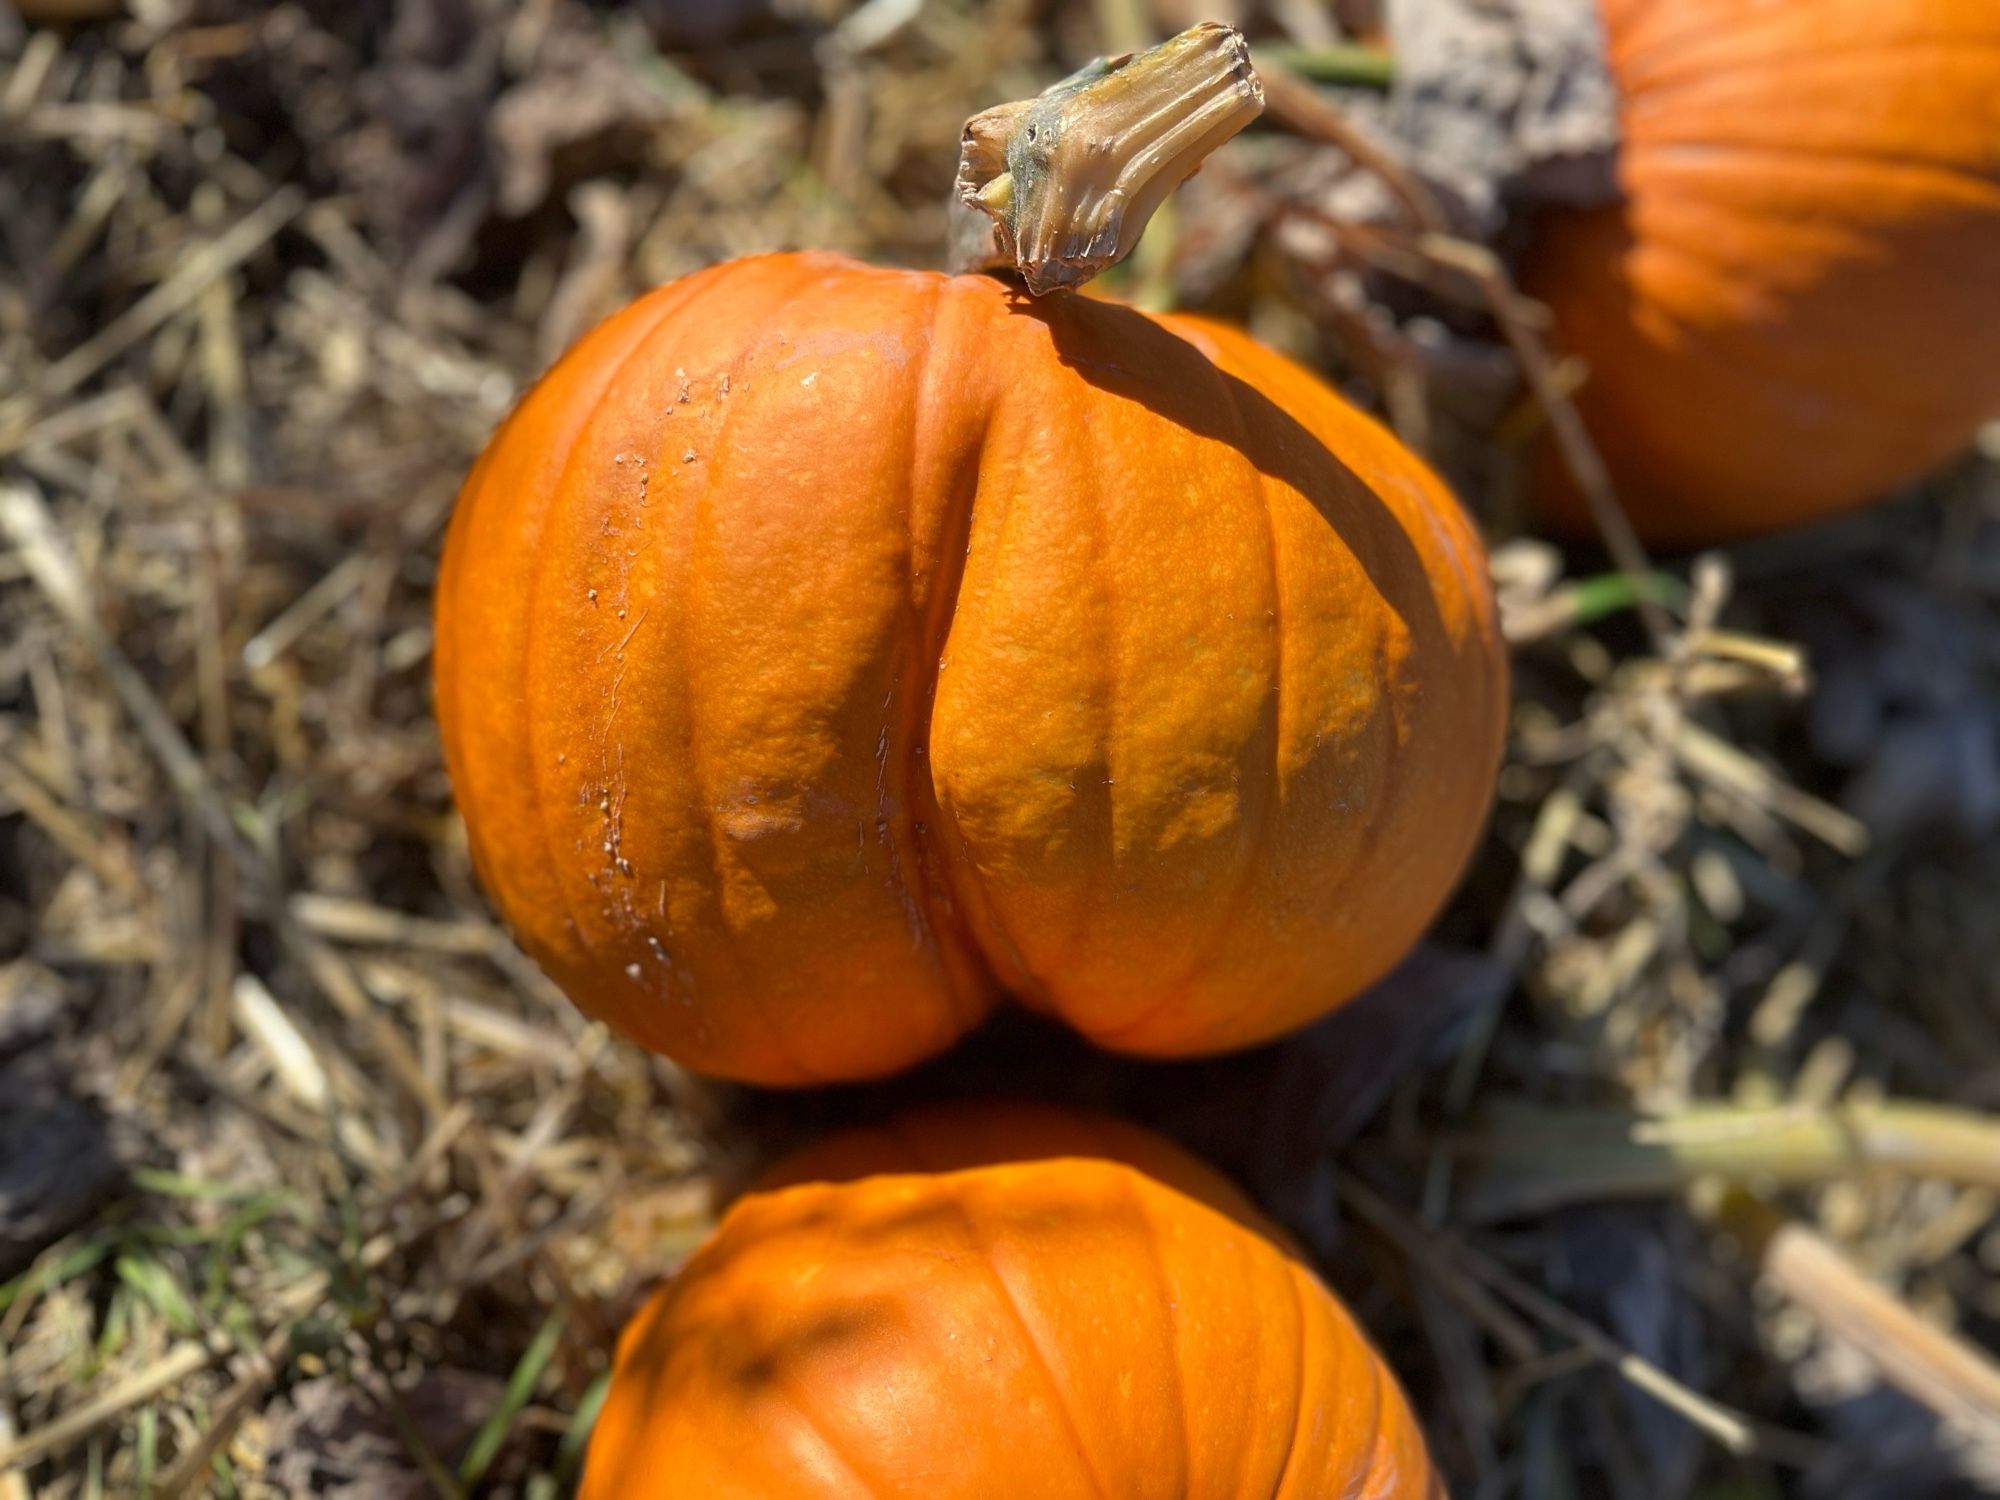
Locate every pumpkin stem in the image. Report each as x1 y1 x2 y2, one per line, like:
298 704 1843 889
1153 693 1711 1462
953 22 1264 296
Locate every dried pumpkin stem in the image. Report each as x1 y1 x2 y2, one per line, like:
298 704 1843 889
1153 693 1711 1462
953 22 1264 295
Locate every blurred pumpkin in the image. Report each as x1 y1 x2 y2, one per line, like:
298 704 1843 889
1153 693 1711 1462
1526 0 2000 544
435 251 1506 1085
581 1102 1440 1499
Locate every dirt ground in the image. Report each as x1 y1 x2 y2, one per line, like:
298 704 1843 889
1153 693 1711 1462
2 2 1998 1497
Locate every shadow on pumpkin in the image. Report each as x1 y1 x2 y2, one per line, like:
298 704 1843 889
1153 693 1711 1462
644 1188 1126 1391
697 944 1505 1260
999 292 1478 968
1012 284 1466 697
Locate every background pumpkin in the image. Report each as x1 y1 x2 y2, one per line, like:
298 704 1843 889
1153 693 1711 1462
1525 0 2000 545
435 250 1506 1085
581 1102 1439 1499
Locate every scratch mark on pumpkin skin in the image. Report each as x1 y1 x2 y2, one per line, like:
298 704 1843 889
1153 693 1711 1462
597 734 638 929
874 713 927 953
600 605 648 759
612 605 652 657
515 293 685 976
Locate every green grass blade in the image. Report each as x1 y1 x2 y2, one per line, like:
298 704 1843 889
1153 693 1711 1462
458 1308 566 1489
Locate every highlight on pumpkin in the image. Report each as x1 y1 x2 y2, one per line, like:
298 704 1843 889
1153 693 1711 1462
1525 0 2000 545
433 28 1508 1088
579 1103 1441 1499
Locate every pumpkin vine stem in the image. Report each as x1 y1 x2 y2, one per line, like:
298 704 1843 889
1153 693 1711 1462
953 21 1265 296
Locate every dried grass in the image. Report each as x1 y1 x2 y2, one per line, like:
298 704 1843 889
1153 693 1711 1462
2 3 1996 1497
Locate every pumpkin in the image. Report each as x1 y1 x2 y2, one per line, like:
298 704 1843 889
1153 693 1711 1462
435 251 1506 1085
581 1102 1440 1498
1525 0 2000 545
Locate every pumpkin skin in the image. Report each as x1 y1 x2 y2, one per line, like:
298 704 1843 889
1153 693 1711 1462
581 1103 1440 1499
1526 0 2000 545
435 251 1505 1085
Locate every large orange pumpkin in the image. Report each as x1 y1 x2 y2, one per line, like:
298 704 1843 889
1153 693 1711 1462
1526 0 2000 545
435 251 1505 1084
581 1102 1439 1498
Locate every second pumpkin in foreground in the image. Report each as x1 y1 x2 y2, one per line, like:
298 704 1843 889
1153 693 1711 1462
581 1103 1440 1498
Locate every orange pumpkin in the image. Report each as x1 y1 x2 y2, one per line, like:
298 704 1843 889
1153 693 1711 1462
1526 0 2000 544
581 1102 1440 1498
435 251 1505 1084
